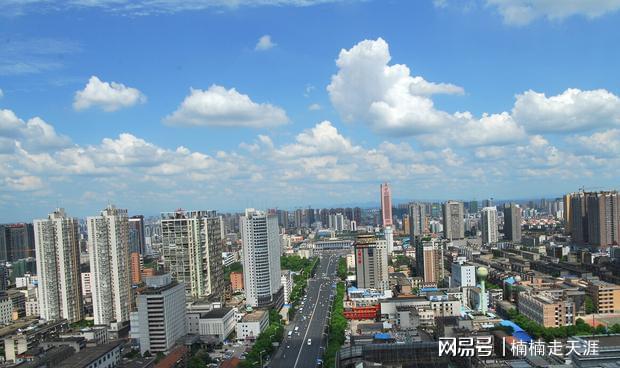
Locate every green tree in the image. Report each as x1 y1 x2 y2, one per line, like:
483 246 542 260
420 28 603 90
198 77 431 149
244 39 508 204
585 295 596 314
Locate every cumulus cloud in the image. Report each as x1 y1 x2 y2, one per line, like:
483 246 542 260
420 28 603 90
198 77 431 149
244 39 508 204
568 129 620 157
0 109 71 152
308 103 321 111
485 0 620 26
512 88 620 133
255 35 276 51
327 38 463 135
74 76 146 112
164 85 289 128
2 175 44 192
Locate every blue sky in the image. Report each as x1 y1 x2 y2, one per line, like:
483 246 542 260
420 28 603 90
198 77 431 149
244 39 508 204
1 0 620 221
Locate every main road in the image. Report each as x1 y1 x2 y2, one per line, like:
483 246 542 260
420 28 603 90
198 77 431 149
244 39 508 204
270 251 343 368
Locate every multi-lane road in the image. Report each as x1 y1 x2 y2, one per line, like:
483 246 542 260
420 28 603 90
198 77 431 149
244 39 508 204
270 251 342 368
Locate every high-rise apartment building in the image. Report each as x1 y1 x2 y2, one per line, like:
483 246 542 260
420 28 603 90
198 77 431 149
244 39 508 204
0 223 35 261
88 205 132 326
161 210 224 301
569 191 620 248
380 183 393 227
442 201 464 240
481 207 498 245
34 208 83 323
408 203 426 237
415 239 444 284
563 194 572 234
130 274 187 355
503 203 522 242
354 235 389 291
241 209 283 308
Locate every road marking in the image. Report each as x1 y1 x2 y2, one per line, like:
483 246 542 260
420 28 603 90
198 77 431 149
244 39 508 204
293 256 334 368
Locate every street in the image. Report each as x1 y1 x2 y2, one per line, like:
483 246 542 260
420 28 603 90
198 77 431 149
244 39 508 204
270 251 342 368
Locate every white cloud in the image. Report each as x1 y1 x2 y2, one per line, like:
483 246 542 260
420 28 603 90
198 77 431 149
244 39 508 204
255 35 276 51
2 175 44 192
327 38 463 135
455 111 527 146
486 0 620 26
308 103 321 111
164 85 289 128
512 88 620 133
568 129 620 157
74 76 146 112
0 109 71 152
279 121 359 157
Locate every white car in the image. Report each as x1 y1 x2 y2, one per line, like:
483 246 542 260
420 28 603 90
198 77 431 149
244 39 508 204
307 339 312 345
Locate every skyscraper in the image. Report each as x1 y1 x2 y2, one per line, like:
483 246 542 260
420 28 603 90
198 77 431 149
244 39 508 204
161 210 224 301
241 209 283 308
34 209 83 323
129 215 146 255
563 194 572 234
0 223 35 261
586 192 620 247
408 202 426 236
503 203 522 242
87 205 132 326
570 192 588 244
354 234 389 291
442 201 465 240
415 238 444 284
380 183 393 227
480 207 498 245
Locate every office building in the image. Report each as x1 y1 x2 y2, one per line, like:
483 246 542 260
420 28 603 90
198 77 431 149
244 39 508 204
187 307 236 341
236 309 269 341
0 223 35 261
442 201 464 240
503 203 522 242
87 205 132 326
380 183 393 227
450 262 476 288
480 207 498 245
241 209 283 308
129 215 146 255
131 274 187 355
354 235 389 291
160 210 224 301
34 209 83 323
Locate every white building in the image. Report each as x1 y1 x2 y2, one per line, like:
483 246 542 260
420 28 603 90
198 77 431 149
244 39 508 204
160 210 224 301
236 309 269 341
87 205 132 326
15 274 34 289
222 252 237 267
81 272 92 296
0 294 12 325
187 307 236 341
34 208 83 323
281 270 293 304
328 213 345 232
481 207 499 245
25 300 39 317
354 235 389 292
384 226 394 254
241 209 283 308
450 262 476 288
130 274 187 355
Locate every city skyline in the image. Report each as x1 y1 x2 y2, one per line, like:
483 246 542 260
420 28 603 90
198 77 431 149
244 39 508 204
2 1 620 221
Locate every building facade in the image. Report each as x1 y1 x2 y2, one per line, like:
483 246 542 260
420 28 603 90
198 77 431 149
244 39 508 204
87 205 132 326
518 292 575 328
354 235 389 291
503 203 522 242
481 207 498 245
380 183 393 227
131 274 187 355
241 209 283 308
443 201 464 240
34 209 83 323
160 210 225 301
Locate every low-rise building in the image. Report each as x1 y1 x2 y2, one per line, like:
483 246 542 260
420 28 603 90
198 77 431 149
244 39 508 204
57 341 122 368
187 307 236 341
236 310 268 341
230 272 244 293
518 292 575 328
586 280 620 314
281 270 293 304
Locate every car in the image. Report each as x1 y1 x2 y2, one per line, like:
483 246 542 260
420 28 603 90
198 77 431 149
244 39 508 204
307 339 312 345
288 331 293 337
295 326 299 331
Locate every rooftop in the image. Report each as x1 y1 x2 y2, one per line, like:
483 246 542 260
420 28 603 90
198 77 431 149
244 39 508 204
241 309 267 322
201 307 233 319
57 341 122 368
